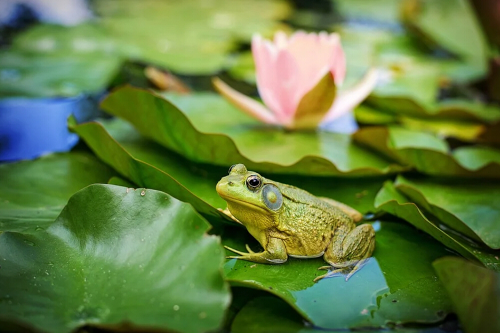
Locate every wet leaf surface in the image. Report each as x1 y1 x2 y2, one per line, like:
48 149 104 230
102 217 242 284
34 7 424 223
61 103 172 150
0 152 116 233
0 184 230 333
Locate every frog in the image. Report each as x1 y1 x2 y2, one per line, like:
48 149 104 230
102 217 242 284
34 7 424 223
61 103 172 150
216 164 375 282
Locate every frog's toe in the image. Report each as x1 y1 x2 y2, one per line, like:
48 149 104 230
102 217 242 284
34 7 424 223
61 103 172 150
226 255 244 260
318 265 332 271
313 268 345 282
245 244 256 254
224 245 249 256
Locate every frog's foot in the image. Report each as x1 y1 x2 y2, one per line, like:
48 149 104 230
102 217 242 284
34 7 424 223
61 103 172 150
313 268 346 282
223 238 288 264
344 257 370 281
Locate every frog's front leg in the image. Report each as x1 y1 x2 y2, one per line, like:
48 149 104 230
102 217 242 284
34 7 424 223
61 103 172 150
218 207 243 225
225 237 288 264
315 223 375 282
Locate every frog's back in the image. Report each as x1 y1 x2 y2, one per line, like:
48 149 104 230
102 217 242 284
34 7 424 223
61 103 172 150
270 180 352 256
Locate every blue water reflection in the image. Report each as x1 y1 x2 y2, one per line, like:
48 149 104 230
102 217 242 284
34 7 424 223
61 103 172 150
293 257 389 328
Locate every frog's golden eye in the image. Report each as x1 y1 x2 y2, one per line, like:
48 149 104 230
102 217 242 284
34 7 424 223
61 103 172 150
228 164 237 174
246 175 261 190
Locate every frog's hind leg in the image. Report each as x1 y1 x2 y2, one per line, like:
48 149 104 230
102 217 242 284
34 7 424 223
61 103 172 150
315 223 375 282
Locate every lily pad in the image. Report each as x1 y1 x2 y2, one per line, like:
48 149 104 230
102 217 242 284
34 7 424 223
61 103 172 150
368 98 500 123
72 118 387 221
374 180 500 271
100 86 406 176
353 126 500 177
433 257 500 333
394 176 500 249
0 184 230 333
0 50 121 98
223 221 453 329
365 97 500 142
0 151 116 233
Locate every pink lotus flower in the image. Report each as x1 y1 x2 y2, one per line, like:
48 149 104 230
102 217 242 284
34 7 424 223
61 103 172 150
214 31 378 131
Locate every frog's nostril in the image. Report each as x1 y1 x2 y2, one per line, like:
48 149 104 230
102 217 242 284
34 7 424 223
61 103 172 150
228 181 234 186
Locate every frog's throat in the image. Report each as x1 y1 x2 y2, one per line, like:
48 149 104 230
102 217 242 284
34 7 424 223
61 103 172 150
220 195 270 214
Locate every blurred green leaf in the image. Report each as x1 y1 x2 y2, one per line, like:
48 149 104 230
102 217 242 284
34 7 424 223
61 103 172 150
375 181 500 271
402 0 487 69
334 0 403 24
0 184 230 333
395 176 500 249
433 257 500 333
0 50 121 98
1 0 290 97
0 152 115 233
100 87 406 176
353 126 500 177
223 221 452 329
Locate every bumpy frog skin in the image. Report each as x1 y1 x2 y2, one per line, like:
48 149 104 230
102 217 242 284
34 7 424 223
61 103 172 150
216 164 375 282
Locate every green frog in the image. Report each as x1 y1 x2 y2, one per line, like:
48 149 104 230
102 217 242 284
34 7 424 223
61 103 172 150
216 164 375 282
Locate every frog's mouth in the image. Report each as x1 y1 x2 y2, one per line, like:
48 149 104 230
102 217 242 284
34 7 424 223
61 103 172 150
219 195 268 213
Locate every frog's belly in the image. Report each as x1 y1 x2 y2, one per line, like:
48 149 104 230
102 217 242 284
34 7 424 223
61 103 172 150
289 252 324 259
283 236 330 257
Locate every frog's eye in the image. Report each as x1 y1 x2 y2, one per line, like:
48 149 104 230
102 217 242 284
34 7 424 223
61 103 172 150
262 184 283 211
246 175 261 190
228 164 236 174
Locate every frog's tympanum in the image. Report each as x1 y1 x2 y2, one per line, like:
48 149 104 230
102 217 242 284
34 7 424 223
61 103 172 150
216 164 375 282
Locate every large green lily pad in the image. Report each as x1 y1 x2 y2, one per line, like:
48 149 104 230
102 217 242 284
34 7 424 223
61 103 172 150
375 181 500 271
100 86 405 176
0 184 230 333
71 118 387 221
0 152 115 233
353 126 500 177
394 176 500 249
223 221 453 329
433 257 500 333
